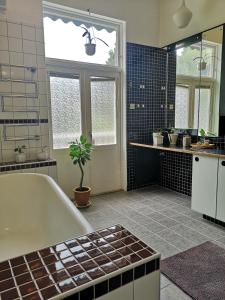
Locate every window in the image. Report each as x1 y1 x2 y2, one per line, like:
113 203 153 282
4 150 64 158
44 3 123 150
175 41 218 132
175 86 189 128
175 80 213 131
91 77 117 145
50 75 81 149
176 43 216 78
44 17 118 66
194 88 211 131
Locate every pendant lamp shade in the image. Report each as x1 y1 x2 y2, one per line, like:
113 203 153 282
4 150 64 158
173 0 192 29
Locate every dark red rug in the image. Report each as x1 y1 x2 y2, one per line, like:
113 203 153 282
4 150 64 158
161 241 225 300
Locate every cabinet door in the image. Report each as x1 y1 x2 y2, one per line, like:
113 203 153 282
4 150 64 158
216 159 225 222
192 155 218 217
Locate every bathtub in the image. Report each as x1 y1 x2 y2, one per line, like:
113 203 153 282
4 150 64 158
0 173 93 262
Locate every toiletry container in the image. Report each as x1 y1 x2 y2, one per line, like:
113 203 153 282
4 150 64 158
183 135 191 147
169 133 178 145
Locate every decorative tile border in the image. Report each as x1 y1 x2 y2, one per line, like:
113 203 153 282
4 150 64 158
0 119 48 124
0 159 56 172
0 225 160 300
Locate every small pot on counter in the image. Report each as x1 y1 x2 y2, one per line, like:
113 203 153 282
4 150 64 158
15 153 26 163
169 133 178 145
183 135 191 147
153 132 164 146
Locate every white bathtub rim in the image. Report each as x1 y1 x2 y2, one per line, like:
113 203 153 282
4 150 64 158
0 173 94 258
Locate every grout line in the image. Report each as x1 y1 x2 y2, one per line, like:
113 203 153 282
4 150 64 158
87 189 225 254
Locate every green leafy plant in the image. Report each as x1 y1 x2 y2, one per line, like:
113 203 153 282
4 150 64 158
69 136 93 191
14 145 26 153
200 128 216 137
158 128 175 134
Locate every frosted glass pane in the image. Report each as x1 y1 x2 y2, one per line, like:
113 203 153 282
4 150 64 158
50 76 81 149
175 86 189 128
194 88 211 132
91 78 116 145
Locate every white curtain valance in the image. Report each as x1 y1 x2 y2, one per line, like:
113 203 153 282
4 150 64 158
44 13 115 33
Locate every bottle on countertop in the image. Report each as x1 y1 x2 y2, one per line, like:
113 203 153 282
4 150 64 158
183 135 191 148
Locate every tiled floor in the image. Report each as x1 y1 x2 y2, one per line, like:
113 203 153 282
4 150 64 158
81 185 225 300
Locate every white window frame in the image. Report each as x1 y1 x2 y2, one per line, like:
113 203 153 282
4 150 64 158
176 40 221 133
43 1 127 190
176 75 214 130
43 1 123 69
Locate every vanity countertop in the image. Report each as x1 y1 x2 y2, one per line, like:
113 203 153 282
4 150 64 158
130 142 225 159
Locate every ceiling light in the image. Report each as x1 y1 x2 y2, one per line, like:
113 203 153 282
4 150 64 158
173 0 192 29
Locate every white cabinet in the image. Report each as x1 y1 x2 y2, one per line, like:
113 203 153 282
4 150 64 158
192 155 218 218
216 158 225 222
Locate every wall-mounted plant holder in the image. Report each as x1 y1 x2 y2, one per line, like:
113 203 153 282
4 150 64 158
0 81 38 97
3 125 40 142
0 64 37 81
0 64 38 98
1 96 39 116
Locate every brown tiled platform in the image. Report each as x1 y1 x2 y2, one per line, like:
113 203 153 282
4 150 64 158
0 225 160 300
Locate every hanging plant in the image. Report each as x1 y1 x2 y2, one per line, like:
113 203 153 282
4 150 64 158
81 26 109 56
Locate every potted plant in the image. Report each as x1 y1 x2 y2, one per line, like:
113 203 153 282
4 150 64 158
14 145 26 163
168 128 178 145
81 26 109 56
37 146 49 161
152 129 164 146
199 128 216 143
69 135 93 207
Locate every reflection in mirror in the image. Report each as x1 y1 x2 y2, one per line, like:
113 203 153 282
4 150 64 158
199 26 223 136
168 25 223 137
175 40 202 131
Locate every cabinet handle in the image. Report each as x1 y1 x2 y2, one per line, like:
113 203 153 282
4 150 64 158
222 161 225 166
195 157 199 162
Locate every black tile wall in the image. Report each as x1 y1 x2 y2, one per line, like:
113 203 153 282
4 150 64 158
126 43 176 191
160 151 192 196
126 43 166 190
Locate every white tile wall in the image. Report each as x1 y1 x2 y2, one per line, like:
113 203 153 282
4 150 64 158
0 18 51 166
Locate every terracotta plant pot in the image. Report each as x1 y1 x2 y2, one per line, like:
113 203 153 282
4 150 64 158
73 187 91 207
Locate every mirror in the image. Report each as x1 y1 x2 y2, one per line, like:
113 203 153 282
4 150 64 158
165 25 223 137
175 39 202 132
199 26 223 136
